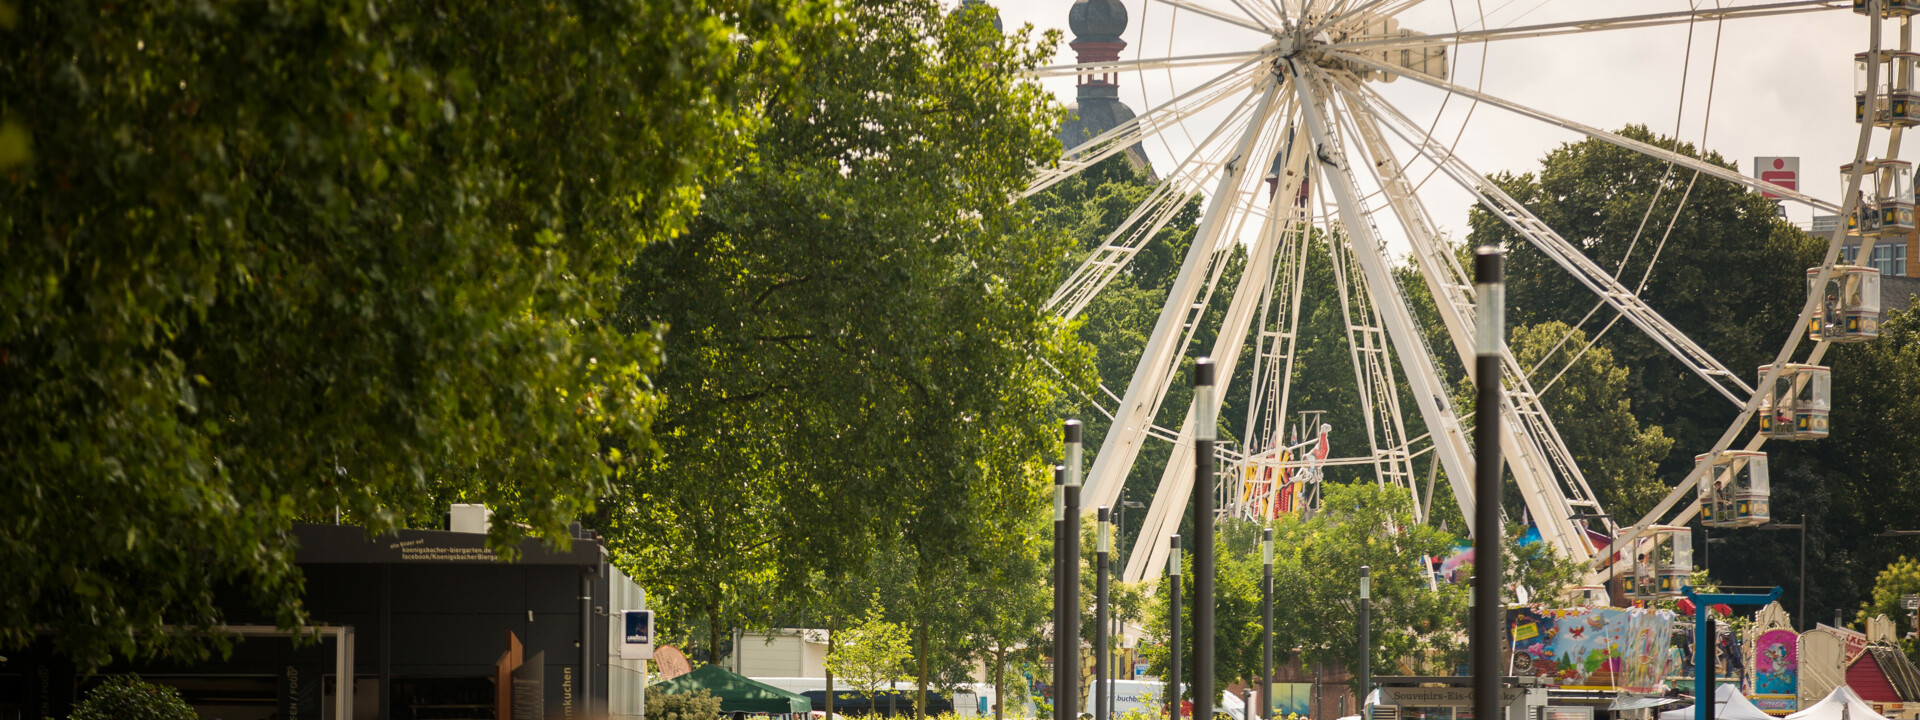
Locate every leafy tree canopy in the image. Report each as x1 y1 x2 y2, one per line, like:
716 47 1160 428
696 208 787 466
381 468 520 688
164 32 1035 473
70 675 197 720
607 0 1082 664
1 0 820 668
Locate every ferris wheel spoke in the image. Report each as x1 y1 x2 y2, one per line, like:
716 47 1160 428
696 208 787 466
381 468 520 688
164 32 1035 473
1355 79 1758 411
1048 87 1281 318
1026 50 1271 80
1287 64 1481 529
1332 75 1609 557
1327 0 1849 52
1332 50 1843 214
1025 58 1266 198
1093 75 1290 583
1151 0 1274 33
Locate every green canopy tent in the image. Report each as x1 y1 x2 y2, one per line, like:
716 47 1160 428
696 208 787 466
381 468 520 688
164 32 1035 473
650 664 813 715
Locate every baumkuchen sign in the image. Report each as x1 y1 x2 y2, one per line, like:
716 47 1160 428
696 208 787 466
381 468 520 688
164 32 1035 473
1378 687 1526 707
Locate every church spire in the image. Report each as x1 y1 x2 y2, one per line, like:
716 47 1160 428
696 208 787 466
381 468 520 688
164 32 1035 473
1068 0 1128 101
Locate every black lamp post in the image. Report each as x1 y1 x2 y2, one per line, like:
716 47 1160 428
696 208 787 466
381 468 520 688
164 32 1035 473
1359 565 1371 701
1097 506 1111 720
1262 530 1273 720
1169 535 1183 720
1471 248 1505 720
1193 359 1217 720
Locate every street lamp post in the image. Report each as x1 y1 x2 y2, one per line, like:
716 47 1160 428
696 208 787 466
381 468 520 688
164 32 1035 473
1262 530 1274 720
1471 247 1506 720
1193 359 1217 720
1065 421 1083 720
1359 565 1372 701
1097 507 1111 720
1059 462 1075 718
1169 535 1183 720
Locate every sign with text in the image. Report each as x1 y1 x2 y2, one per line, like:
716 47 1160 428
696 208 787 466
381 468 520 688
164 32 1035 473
1378 686 1525 707
1756 157 1800 200
621 610 655 659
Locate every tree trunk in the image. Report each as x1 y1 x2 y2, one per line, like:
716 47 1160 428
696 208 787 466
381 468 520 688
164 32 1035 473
827 615 838 720
993 646 1007 720
916 623 929 720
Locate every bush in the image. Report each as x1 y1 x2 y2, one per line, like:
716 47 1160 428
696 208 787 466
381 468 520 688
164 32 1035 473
69 675 197 720
647 689 725 720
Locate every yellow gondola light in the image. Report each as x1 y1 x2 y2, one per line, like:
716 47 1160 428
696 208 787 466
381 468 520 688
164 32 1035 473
1697 451 1770 528
1807 265 1882 342
1757 364 1833 440
1856 52 1920 127
1840 160 1915 237
1856 0 1917 18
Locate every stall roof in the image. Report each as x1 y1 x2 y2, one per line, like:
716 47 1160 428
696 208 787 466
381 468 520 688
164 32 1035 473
651 664 812 714
1660 684 1772 720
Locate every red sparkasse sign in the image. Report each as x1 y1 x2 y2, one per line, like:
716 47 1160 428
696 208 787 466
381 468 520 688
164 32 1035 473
1756 156 1799 199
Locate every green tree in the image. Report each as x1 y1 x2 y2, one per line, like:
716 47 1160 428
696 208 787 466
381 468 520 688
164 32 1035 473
1855 556 1920 629
647 690 727 720
2 0 819 669
827 609 914 706
1468 125 1822 473
608 0 1079 664
69 675 197 720
1142 484 1466 696
1508 321 1674 521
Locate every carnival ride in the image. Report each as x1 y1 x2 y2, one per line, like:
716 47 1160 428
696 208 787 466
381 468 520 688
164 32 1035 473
1024 0 1902 591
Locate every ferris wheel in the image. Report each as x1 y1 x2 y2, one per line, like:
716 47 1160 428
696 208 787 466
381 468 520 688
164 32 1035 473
1023 0 1899 589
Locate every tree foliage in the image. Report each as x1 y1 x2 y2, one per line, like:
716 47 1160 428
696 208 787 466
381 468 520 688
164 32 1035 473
647 690 727 720
827 609 914 704
70 675 197 720
607 0 1081 665
1 0 823 668
1142 484 1467 693
1855 556 1920 629
1469 125 1822 473
1509 321 1673 521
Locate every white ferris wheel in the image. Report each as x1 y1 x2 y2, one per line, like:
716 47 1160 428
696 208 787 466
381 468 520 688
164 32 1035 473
1024 0 1909 591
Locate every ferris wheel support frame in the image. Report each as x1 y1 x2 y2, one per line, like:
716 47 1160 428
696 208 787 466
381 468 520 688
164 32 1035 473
1599 6 1900 581
1329 77 1608 561
1094 76 1287 579
1121 84 1319 582
1034 0 1867 587
1291 62 1483 533
1328 0 1851 52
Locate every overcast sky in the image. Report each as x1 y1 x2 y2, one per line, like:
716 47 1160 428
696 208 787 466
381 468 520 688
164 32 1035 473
992 0 1872 242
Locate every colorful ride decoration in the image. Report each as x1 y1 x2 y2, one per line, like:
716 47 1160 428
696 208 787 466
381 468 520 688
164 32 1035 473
1757 364 1832 440
1857 52 1920 126
1808 266 1882 343
1508 606 1678 693
1746 603 1800 716
1841 160 1915 237
1698 451 1770 528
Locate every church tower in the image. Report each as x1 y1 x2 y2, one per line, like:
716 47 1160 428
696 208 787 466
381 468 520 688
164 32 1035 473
1058 0 1150 170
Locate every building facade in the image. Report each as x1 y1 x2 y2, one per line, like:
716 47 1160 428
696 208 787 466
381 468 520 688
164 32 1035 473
1 521 647 720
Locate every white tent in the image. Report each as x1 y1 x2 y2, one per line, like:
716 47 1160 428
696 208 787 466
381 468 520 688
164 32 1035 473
1660 684 1775 720
1786 685 1892 720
